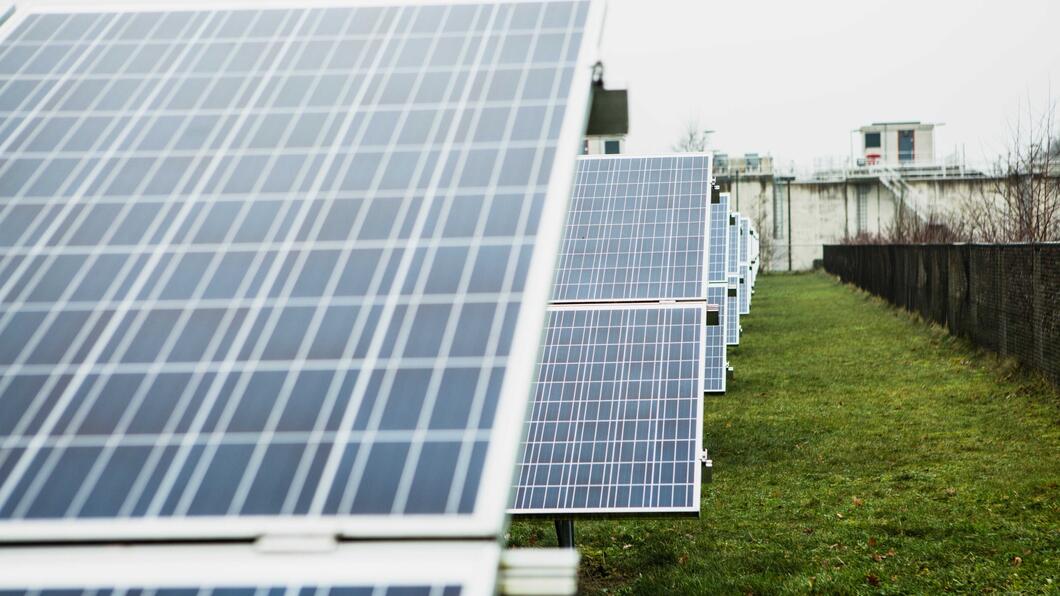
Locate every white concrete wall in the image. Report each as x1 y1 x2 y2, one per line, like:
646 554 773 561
718 175 999 271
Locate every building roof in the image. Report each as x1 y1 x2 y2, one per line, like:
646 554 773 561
585 87 629 136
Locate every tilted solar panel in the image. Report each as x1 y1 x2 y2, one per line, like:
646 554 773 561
706 192 729 284
725 275 739 346
0 0 602 541
704 285 725 393
738 216 750 315
727 212 739 277
550 154 712 302
0 542 500 596
512 303 705 515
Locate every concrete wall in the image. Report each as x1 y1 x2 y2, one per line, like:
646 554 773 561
717 174 1000 271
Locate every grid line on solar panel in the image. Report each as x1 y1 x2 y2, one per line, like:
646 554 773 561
703 284 725 393
511 303 704 515
705 193 728 284
549 154 712 303
0 0 601 541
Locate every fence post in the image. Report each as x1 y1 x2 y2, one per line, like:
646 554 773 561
997 246 1007 358
1033 245 1043 370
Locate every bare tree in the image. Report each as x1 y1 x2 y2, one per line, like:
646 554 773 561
672 120 712 153
962 101 1060 242
844 101 1060 245
750 208 775 270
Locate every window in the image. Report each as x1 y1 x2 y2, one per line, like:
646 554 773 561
864 132 880 149
857 185 869 234
604 139 620 154
898 130 914 162
772 180 785 239
581 139 589 155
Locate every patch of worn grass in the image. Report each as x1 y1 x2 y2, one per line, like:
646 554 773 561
507 272 1059 594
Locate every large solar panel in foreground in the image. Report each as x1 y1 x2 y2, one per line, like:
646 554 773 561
0 0 601 540
512 304 704 515
551 154 712 302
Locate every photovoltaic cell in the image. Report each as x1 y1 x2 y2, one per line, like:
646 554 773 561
706 193 728 284
703 285 725 392
512 304 704 515
550 155 712 302
725 276 739 346
0 0 600 541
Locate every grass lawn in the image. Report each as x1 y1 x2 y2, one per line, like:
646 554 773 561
506 272 1059 594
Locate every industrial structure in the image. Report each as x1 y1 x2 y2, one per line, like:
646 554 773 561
714 122 995 271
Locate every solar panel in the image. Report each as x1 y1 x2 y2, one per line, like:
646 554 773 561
512 303 705 515
706 192 729 284
704 285 725 393
551 154 712 302
727 212 739 277
0 542 500 596
739 217 750 315
725 275 739 346
0 0 603 541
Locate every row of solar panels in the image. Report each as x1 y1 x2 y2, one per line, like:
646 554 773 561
508 154 760 518
0 0 763 592
0 0 601 594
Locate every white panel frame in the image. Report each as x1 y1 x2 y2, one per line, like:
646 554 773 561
0 542 500 596
0 0 606 542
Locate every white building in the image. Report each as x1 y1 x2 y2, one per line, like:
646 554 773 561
858 121 937 166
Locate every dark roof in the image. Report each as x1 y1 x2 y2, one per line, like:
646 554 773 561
586 87 629 136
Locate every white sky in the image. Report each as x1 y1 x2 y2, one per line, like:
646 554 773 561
599 0 1060 167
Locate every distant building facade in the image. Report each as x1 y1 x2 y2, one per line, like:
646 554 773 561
858 121 937 165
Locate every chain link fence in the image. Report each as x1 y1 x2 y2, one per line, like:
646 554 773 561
823 244 1060 389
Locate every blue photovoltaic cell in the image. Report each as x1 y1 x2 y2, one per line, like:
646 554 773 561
512 304 703 515
0 1 594 533
550 155 712 302
706 193 728 284
725 275 739 346
0 588 460 596
703 285 725 393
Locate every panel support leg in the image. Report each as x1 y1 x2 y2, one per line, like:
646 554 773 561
554 518 575 549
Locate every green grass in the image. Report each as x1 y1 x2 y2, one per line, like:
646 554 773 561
507 273 1059 594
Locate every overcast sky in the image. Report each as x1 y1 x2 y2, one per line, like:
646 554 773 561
599 0 1060 168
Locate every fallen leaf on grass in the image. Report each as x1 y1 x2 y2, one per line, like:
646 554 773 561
866 574 880 586
852 496 864 507
886 549 896 557
868 537 878 547
836 512 844 519
871 552 883 562
1011 556 1022 567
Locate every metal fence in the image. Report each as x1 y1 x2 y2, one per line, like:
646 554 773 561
823 244 1060 389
